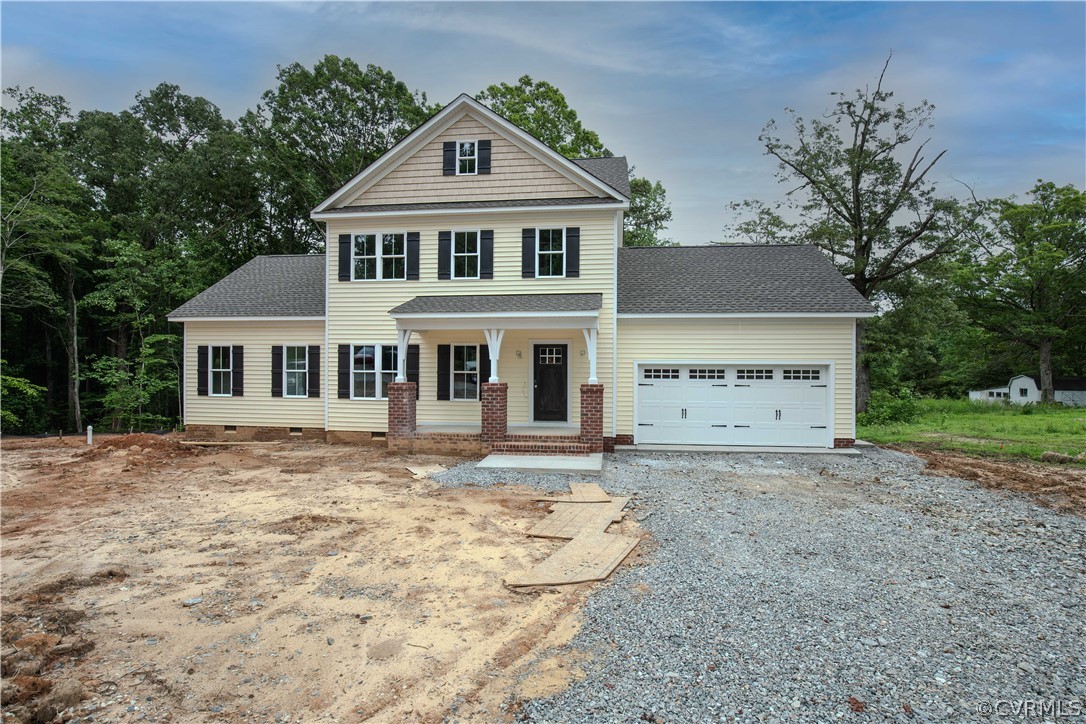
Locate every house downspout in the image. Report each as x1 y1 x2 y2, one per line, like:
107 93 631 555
612 209 620 440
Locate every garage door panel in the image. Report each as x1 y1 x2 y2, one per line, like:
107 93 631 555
636 364 830 447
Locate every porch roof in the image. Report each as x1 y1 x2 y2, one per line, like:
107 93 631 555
390 293 601 330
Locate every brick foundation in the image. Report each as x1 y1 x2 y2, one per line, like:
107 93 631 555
833 438 856 448
326 430 379 445
184 424 325 442
396 432 485 456
579 384 604 453
480 383 508 444
603 434 634 453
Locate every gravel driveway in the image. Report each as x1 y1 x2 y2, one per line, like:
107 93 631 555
435 448 1086 722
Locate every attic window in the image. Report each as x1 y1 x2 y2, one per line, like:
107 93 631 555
457 141 477 175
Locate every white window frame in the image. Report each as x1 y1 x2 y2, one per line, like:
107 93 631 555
452 229 481 280
350 343 398 400
210 345 232 397
284 345 308 398
456 140 478 175
451 344 480 401
352 232 407 281
536 227 566 278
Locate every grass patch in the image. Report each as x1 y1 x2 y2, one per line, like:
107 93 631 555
859 398 1086 462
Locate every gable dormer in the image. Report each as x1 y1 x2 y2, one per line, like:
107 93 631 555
312 95 628 215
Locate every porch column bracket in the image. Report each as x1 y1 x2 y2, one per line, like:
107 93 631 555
582 327 599 384
395 327 412 382
482 328 505 383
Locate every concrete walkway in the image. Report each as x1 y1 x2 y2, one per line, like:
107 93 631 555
476 453 603 474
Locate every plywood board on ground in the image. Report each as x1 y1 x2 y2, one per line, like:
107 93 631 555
549 497 630 525
532 482 611 503
506 532 639 587
526 498 629 540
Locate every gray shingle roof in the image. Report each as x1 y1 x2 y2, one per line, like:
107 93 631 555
321 196 620 215
618 245 875 315
168 255 326 319
390 293 602 315
571 156 630 197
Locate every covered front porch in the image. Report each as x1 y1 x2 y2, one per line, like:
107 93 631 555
384 294 606 456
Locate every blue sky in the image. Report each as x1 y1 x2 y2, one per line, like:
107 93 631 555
3 1 1083 244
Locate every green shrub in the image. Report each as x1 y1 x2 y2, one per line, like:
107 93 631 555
0 362 48 434
858 388 923 426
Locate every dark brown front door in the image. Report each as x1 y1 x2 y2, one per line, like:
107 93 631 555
533 344 568 422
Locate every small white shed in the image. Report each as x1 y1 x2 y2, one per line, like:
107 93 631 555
969 375 1086 407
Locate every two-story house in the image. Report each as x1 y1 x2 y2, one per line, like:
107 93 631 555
168 94 874 454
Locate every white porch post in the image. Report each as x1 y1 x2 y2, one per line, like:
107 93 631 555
395 327 412 382
582 327 599 384
482 328 505 382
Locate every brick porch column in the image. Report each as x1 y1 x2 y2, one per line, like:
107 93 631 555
580 383 604 453
480 382 508 444
387 381 417 452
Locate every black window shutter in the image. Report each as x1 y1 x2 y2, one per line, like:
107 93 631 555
308 345 320 398
271 346 284 397
566 227 580 278
438 231 452 280
480 344 490 385
407 344 420 400
442 141 456 175
406 232 420 281
338 234 352 281
231 346 244 397
437 344 451 401
480 230 494 279
521 228 536 278
478 140 491 174
197 345 209 396
337 344 351 399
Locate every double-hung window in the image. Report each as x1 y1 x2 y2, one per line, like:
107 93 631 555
453 231 480 279
352 344 398 399
457 141 477 175
284 346 308 398
537 228 565 278
210 346 232 396
353 233 406 280
452 344 479 401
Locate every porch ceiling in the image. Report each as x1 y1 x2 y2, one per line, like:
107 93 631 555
390 293 601 331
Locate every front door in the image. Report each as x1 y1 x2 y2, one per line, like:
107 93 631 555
533 344 568 422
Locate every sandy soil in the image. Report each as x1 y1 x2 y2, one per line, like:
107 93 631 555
0 435 627 723
895 446 1086 516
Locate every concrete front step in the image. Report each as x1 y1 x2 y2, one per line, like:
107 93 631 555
490 440 591 456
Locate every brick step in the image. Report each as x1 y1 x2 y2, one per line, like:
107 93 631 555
490 440 591 456
503 434 583 444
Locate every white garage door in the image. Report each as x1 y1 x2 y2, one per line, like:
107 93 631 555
636 364 830 447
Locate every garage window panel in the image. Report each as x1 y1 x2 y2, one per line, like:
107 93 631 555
736 369 774 380
690 369 727 380
644 368 680 380
783 369 821 381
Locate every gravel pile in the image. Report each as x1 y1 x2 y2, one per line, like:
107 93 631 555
434 448 1086 722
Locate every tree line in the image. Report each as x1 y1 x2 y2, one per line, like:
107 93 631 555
1 59 674 433
2 55 1082 434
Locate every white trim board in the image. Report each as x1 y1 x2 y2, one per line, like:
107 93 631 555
619 312 876 319
169 316 327 323
312 202 628 221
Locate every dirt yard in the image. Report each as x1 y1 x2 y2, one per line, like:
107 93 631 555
897 446 1086 515
0 435 638 723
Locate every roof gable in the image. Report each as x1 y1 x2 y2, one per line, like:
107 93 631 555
313 94 628 214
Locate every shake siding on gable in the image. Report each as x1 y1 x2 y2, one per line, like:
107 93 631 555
349 115 595 206
615 318 856 440
325 208 617 435
184 321 325 428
